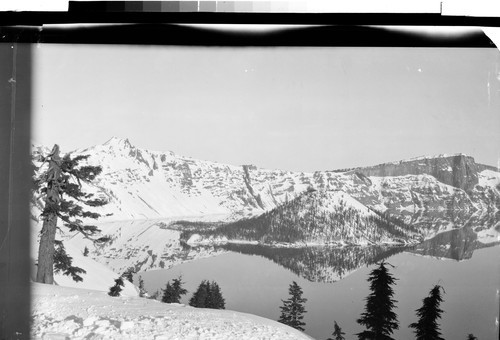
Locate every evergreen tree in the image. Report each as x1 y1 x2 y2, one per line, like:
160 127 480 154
53 240 86 282
122 267 134 283
171 276 188 302
278 281 307 332
466 334 477 340
409 285 445 340
327 321 346 340
33 144 110 284
162 282 175 303
207 281 225 309
138 275 147 298
357 261 399 340
189 280 225 309
162 276 188 303
189 280 209 308
83 246 89 257
108 277 124 297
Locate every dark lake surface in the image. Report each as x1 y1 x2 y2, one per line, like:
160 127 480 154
140 243 499 340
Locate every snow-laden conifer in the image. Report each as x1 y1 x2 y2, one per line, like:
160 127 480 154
33 144 110 284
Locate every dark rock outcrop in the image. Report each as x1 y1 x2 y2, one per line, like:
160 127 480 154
348 154 481 192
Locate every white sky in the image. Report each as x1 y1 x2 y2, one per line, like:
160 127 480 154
32 43 500 172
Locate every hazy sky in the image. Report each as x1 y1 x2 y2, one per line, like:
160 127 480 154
32 43 500 172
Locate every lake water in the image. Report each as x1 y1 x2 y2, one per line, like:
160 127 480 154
140 243 500 340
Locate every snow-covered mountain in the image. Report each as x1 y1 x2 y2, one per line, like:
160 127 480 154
70 136 320 220
51 137 498 223
31 137 500 278
182 190 422 247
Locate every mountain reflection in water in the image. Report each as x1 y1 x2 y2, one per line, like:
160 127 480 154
185 223 499 283
209 243 407 283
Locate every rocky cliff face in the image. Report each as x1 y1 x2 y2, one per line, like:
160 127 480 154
348 154 480 192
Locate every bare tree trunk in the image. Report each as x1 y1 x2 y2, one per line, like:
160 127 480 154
35 213 57 283
35 145 62 284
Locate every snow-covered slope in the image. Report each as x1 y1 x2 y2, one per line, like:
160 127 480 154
61 137 500 229
71 137 307 221
183 190 421 247
31 283 313 340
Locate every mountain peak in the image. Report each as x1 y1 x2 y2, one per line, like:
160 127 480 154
104 137 133 149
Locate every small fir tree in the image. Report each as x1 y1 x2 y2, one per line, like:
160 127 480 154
162 282 175 303
466 334 478 340
108 277 124 297
83 246 89 257
189 280 225 309
278 281 307 332
171 276 188 302
409 285 445 340
357 261 399 340
189 280 209 308
207 281 225 309
327 321 346 340
122 267 134 283
162 276 188 303
138 275 148 298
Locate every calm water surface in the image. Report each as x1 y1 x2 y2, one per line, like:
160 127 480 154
141 245 500 340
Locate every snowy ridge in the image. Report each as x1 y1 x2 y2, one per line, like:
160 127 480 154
31 283 313 340
62 138 500 226
73 137 308 221
388 153 469 165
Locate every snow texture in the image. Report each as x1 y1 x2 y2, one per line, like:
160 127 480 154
31 283 313 340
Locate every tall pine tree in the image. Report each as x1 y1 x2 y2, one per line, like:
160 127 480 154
33 144 110 284
278 281 307 332
357 262 399 340
409 285 445 340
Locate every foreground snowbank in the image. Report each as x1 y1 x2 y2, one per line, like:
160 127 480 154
31 283 314 340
